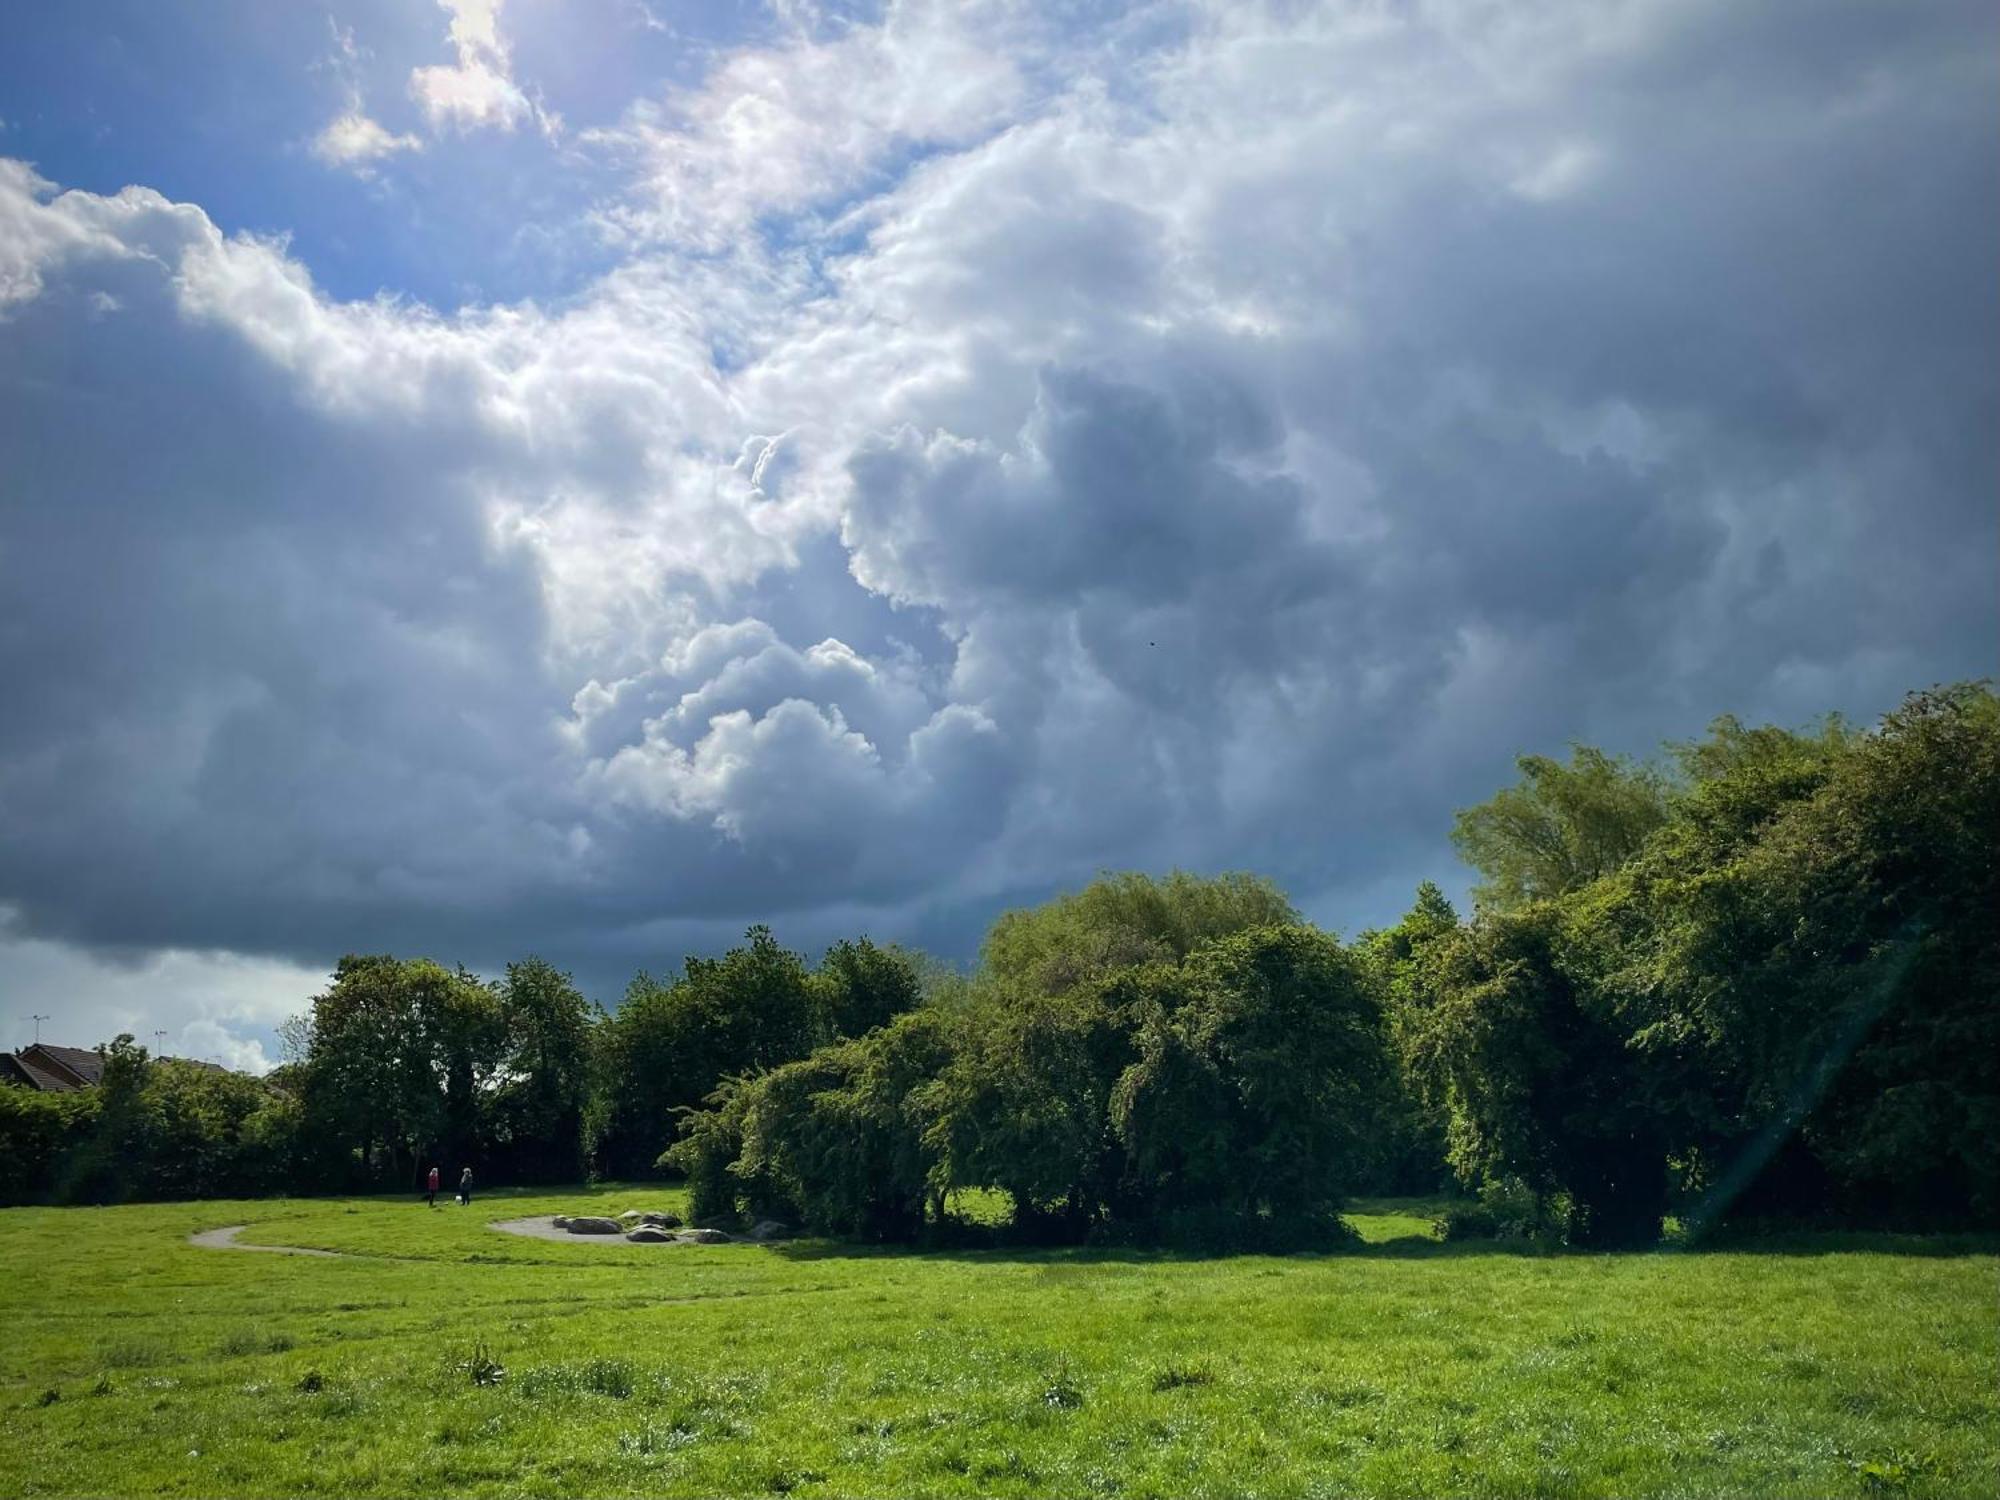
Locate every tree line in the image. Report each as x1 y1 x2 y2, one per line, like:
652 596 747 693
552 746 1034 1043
2 683 1992 1247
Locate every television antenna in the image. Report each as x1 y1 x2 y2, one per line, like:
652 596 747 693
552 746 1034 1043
28 1014 49 1046
152 1030 168 1054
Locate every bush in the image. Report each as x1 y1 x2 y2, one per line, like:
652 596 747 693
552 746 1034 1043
1436 1177 1567 1246
0 1086 98 1204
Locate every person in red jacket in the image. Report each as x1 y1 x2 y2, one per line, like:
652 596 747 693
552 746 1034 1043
424 1164 440 1209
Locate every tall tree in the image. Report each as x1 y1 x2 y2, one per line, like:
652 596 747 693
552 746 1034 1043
490 956 595 1181
1451 746 1668 911
591 926 823 1176
814 938 924 1038
981 869 1297 998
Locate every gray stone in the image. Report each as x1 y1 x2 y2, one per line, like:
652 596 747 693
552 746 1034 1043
618 1210 645 1222
565 1216 623 1235
625 1226 674 1243
641 1212 682 1229
678 1227 731 1245
551 1215 571 1229
750 1219 792 1242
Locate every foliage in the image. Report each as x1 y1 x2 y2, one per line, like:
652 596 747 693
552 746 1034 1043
0 1086 99 1204
811 938 924 1039
6 684 1989 1248
591 926 823 1177
1434 1176 1568 1246
734 1009 957 1238
980 869 1297 998
1400 905 1669 1246
1110 926 1391 1228
295 956 502 1188
1 1038 300 1205
1415 683 2000 1240
1451 746 1669 911
486 957 595 1182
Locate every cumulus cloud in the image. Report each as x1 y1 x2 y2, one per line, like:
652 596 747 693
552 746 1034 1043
0 0 1994 1061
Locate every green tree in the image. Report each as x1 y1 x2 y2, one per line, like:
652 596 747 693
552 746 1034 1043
1111 926 1391 1240
1402 907 1668 1246
981 870 1298 998
1355 882 1461 1192
732 1009 958 1238
925 984 1135 1239
1612 685 1999 1228
490 956 595 1181
296 956 499 1187
1451 746 1668 911
593 927 823 1177
813 938 924 1038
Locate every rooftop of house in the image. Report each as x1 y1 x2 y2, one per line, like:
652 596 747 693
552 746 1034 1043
1 1042 232 1092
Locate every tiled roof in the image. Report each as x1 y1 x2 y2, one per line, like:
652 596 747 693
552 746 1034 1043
0 1054 40 1088
27 1044 105 1086
3 1050 84 1091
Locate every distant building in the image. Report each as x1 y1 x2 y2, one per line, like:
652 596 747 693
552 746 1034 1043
0 1042 227 1092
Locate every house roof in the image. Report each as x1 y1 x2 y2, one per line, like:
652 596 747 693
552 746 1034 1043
3 1048 88 1091
25 1043 105 1087
0 1054 42 1089
1 1042 236 1092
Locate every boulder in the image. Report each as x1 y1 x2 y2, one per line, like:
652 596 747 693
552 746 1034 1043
618 1210 645 1222
625 1226 674 1243
750 1220 792 1242
641 1212 682 1229
678 1227 732 1245
551 1216 571 1230
565 1216 623 1235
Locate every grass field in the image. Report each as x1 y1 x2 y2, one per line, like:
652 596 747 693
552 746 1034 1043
1 1188 1993 1498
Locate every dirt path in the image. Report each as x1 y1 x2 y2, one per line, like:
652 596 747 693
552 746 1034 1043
188 1224 340 1257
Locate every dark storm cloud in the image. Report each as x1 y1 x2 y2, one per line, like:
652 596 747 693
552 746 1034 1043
0 0 1994 1049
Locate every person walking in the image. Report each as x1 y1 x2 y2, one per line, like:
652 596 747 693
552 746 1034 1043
457 1165 474 1207
425 1164 440 1208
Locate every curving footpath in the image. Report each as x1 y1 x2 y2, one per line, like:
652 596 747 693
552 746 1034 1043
188 1224 340 1257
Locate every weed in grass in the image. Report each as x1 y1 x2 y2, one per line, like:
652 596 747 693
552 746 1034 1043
102 1337 169 1369
455 1341 506 1388
218 1328 295 1357
37 1388 59 1407
762 1463 825 1492
617 1416 700 1459
516 1357 638 1400
1042 1355 1084 1410
90 1374 114 1397
294 1370 325 1394
1150 1361 1215 1392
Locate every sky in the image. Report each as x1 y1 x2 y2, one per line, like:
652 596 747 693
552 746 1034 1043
0 0 1993 1073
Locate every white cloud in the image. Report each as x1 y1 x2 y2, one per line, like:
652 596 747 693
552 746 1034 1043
591 0 1026 246
409 0 541 136
311 110 421 169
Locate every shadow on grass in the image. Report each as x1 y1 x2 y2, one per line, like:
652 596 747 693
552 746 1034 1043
759 1228 2000 1266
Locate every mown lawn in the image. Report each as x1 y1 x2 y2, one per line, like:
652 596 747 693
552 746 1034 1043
1 1188 1992 1498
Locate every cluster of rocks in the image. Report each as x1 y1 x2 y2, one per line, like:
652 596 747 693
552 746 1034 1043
550 1210 791 1245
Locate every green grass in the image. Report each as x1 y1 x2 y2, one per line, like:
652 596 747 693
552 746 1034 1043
1 1188 1993 1498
